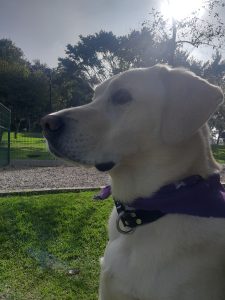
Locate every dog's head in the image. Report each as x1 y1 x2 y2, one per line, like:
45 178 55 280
41 65 223 172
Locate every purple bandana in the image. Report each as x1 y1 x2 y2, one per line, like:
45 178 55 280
95 174 225 219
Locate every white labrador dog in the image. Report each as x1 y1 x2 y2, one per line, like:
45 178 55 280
42 65 225 300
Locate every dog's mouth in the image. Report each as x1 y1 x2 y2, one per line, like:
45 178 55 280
95 162 116 172
47 141 116 171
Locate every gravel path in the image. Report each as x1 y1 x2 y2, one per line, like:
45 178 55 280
0 165 110 192
1 164 225 193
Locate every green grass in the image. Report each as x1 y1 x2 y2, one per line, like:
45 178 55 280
211 145 225 164
9 132 53 160
0 191 113 300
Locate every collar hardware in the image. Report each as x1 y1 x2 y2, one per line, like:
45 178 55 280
114 200 166 233
93 174 225 234
116 212 135 234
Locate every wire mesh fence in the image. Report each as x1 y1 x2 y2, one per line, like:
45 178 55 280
10 131 53 160
0 103 11 167
0 103 54 165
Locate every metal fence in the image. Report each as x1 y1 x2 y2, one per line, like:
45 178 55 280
0 103 11 167
0 103 53 165
10 131 52 160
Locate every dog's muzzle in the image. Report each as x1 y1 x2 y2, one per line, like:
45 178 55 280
40 114 67 158
41 114 64 139
41 114 116 170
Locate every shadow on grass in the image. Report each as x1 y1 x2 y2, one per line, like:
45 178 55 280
19 132 44 138
0 196 96 256
9 131 51 160
0 193 112 298
10 146 52 160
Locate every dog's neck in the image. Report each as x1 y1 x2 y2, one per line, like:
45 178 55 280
109 127 220 204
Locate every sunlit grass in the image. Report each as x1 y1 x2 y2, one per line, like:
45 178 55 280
0 191 113 300
211 145 225 164
9 132 53 160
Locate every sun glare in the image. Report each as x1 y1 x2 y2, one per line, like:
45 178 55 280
161 0 204 21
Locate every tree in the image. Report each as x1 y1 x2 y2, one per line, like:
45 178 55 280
0 39 93 131
143 1 225 66
60 0 225 85
52 69 93 111
0 40 50 134
59 31 122 84
0 59 50 134
59 29 194 86
203 51 225 140
0 39 26 65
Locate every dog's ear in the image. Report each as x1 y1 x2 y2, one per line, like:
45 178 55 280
160 67 224 144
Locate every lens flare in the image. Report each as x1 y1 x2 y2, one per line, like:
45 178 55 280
161 0 204 20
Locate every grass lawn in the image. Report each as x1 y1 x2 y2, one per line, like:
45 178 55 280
9 132 53 160
0 191 113 300
211 145 225 164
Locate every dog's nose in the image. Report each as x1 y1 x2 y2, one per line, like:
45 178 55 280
41 114 64 135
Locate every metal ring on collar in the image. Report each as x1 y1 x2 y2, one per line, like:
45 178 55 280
116 212 135 234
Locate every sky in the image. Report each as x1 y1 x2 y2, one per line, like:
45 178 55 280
0 0 224 67
0 0 158 67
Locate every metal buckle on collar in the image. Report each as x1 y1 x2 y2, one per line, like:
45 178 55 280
116 212 135 234
114 199 165 234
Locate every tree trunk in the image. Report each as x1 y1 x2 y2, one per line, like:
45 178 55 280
217 132 221 145
168 18 177 66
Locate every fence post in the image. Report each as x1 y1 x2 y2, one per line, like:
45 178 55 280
7 110 11 165
0 103 11 167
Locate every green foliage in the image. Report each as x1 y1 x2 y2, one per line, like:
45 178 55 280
0 38 93 125
0 43 50 130
0 39 25 64
59 29 181 84
0 192 113 299
59 30 120 84
52 69 93 111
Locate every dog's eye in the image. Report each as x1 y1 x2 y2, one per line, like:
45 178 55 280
111 89 132 105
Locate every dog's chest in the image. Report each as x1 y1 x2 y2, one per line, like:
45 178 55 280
102 208 225 299
103 224 177 298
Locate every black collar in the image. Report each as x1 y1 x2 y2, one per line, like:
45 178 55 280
114 200 165 234
94 174 225 234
